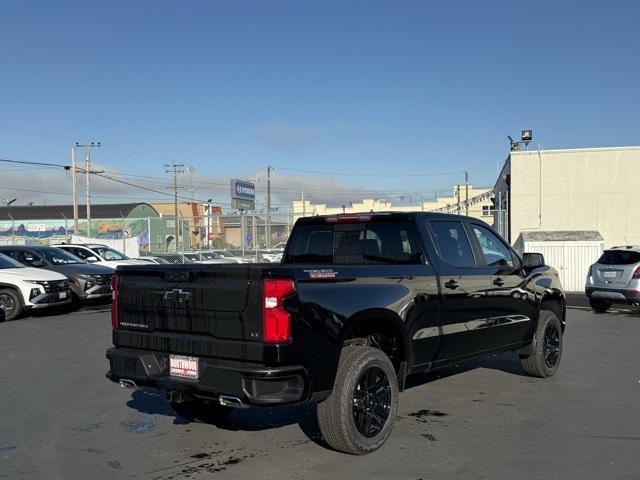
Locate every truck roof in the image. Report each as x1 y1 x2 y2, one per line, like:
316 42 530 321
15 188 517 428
295 211 486 224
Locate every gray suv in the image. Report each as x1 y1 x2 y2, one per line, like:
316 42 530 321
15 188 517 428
585 246 640 312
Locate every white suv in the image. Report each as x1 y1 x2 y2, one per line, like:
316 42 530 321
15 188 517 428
56 244 148 270
0 252 72 321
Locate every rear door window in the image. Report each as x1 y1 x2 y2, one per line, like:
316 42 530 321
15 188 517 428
597 250 640 265
428 221 476 268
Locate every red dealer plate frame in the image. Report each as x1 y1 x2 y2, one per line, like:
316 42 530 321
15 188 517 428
169 354 199 380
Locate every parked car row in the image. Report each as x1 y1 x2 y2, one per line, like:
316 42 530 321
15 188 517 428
0 242 146 321
256 242 287 263
144 250 250 265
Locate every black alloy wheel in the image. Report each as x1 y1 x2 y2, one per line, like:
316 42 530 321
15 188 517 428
543 322 561 368
352 366 392 438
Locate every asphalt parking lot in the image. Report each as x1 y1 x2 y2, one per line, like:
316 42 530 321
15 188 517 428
1 304 639 480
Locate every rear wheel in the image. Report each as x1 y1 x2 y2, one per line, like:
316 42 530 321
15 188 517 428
589 299 611 313
171 397 233 423
0 289 23 321
317 346 399 455
520 311 563 378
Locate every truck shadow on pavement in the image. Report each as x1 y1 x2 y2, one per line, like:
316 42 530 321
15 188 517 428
125 352 522 447
126 389 327 447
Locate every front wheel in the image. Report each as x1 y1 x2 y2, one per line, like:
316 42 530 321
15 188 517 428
0 289 23 321
317 346 399 455
520 311 563 378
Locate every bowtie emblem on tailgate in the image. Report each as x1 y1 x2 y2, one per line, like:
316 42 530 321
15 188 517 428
164 288 192 303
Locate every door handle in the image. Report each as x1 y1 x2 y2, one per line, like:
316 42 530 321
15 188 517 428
493 278 505 287
444 279 459 290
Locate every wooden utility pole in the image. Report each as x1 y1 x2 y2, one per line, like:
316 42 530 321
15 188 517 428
165 162 184 251
71 146 78 234
266 165 271 248
75 142 101 236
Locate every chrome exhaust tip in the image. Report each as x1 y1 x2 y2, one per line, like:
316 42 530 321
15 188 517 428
119 379 138 389
219 395 247 409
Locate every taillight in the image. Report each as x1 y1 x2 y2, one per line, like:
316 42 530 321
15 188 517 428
633 267 640 279
263 278 295 344
588 265 593 277
111 275 119 329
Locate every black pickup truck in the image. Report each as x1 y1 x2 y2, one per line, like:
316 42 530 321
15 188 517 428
106 212 565 454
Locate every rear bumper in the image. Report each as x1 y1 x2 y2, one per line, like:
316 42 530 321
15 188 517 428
585 287 640 303
105 347 309 406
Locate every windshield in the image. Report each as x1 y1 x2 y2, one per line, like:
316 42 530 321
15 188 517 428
0 252 25 269
38 248 84 265
92 246 129 261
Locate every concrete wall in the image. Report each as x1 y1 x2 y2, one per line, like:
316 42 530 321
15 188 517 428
508 146 640 248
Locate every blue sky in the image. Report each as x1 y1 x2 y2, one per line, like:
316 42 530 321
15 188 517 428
0 0 638 206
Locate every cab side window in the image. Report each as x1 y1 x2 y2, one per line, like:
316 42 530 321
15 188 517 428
471 224 514 267
429 221 476 268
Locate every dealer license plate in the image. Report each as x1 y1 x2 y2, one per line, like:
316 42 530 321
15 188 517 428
170 354 199 380
603 271 617 278
59 291 67 299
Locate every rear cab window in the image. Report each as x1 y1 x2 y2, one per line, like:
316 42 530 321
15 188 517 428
597 250 640 265
283 215 423 265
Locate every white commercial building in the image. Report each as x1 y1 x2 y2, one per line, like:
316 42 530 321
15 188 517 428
495 145 640 291
495 145 640 247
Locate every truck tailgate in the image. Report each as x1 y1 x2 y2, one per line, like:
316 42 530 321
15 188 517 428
113 265 265 361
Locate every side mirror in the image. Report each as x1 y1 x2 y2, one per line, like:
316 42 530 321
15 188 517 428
522 252 545 268
31 259 46 268
86 256 99 263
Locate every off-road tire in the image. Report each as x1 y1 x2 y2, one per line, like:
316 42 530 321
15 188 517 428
589 299 611 313
0 288 23 321
317 345 399 455
520 311 563 378
171 398 233 423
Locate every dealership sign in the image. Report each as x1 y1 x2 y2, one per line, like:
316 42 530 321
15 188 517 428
230 179 256 210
